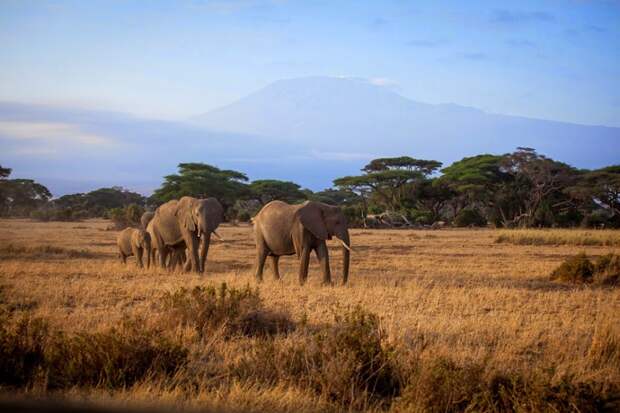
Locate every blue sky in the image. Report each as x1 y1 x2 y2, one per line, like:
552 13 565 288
1 0 619 126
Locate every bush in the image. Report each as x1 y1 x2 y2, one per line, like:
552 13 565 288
45 319 187 389
550 253 620 286
593 254 620 286
239 306 402 409
108 203 145 230
454 208 487 227
161 283 294 338
237 210 251 222
408 209 434 226
394 358 606 412
0 315 49 386
0 315 187 389
550 253 594 283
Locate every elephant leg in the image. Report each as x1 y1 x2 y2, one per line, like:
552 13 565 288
183 256 192 272
314 241 332 285
185 235 200 274
255 246 268 282
158 248 168 268
270 255 280 280
131 243 143 269
199 236 210 273
120 252 127 265
168 248 178 271
298 245 311 285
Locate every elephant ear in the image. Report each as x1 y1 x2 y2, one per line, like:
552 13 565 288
298 202 329 240
175 197 196 232
204 198 224 231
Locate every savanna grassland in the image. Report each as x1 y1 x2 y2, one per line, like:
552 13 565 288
1 219 619 412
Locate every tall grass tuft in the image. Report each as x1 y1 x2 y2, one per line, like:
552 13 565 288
550 253 594 283
550 253 620 286
0 315 187 390
234 306 402 410
160 283 294 338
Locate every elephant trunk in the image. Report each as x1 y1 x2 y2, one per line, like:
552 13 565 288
339 230 351 284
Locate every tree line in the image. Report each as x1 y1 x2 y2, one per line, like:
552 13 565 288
1 147 618 228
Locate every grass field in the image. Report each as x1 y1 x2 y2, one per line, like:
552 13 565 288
1 219 619 412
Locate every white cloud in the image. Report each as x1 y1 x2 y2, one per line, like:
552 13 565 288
0 121 112 146
334 75 401 90
368 77 399 87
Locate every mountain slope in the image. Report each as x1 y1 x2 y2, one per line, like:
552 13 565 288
192 76 620 168
0 102 308 195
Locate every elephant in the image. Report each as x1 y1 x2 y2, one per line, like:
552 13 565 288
253 200 351 285
149 196 224 274
147 218 192 272
116 227 152 268
141 211 155 230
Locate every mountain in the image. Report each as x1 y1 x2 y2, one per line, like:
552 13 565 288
192 76 620 168
0 102 308 195
2 77 619 196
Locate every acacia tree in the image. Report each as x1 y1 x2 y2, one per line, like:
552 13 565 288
500 148 577 227
440 154 509 222
411 178 456 223
249 179 307 205
152 163 249 208
334 156 442 213
0 165 52 217
568 165 620 225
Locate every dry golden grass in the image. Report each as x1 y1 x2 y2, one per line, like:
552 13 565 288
495 228 620 246
1 219 619 411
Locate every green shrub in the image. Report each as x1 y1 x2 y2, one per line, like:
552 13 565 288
237 210 251 222
408 209 434 225
107 203 144 230
161 283 294 338
550 253 594 283
454 208 487 227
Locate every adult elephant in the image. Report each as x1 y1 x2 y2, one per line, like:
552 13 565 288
150 196 224 274
253 200 351 285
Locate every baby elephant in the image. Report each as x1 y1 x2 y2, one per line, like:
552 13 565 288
116 228 152 268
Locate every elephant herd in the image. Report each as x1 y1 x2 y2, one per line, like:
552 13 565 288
116 196 352 285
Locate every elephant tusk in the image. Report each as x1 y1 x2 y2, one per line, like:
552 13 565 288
212 230 225 241
340 240 352 252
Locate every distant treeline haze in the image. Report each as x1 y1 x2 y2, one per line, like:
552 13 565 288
1 147 618 228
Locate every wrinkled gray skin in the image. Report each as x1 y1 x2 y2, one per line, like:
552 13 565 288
116 227 152 268
146 218 187 272
140 211 155 230
150 196 224 274
167 245 188 271
253 200 351 285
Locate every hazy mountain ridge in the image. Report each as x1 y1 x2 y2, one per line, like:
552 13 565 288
193 77 620 166
1 76 618 195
